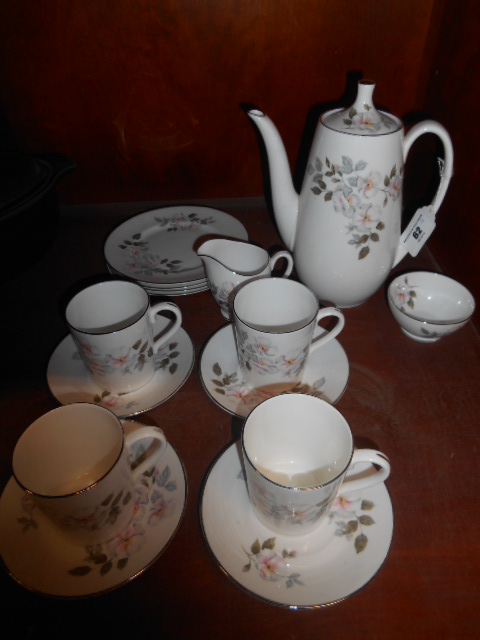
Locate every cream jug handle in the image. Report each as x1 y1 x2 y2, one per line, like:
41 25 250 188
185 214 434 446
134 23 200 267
393 120 454 267
269 250 294 278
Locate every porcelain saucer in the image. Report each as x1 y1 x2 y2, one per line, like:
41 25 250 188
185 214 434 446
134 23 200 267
199 323 349 418
106 263 209 296
200 442 393 609
47 317 194 417
0 420 187 598
104 205 248 286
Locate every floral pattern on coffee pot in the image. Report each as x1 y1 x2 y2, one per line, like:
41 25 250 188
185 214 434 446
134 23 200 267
247 80 453 307
308 155 402 261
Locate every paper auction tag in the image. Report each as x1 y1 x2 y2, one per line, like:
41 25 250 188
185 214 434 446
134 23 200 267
399 206 436 257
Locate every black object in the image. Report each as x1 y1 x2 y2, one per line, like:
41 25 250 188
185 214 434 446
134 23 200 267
0 151 75 280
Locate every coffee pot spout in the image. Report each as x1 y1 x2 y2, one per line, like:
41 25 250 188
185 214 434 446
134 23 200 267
247 110 299 250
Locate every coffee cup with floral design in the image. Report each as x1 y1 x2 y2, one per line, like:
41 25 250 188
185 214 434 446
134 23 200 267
66 279 182 394
12 403 167 545
242 394 390 536
232 277 344 392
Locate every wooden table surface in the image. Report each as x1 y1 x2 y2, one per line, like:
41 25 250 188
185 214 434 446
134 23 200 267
1 200 479 639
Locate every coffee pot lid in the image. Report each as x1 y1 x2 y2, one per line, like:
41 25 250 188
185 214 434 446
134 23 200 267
322 80 401 135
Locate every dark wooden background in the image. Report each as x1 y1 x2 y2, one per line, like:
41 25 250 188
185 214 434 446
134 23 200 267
1 0 479 328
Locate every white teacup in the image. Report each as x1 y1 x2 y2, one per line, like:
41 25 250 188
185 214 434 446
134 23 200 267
66 279 182 394
242 394 390 536
12 403 167 545
232 278 344 392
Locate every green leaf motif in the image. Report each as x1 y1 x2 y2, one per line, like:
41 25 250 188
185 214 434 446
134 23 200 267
101 493 114 507
68 566 92 576
361 499 374 510
355 533 368 554
262 537 276 551
100 560 113 576
344 520 358 535
92 553 108 565
112 490 124 507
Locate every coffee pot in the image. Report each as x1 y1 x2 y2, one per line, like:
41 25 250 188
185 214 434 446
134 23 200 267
247 80 453 307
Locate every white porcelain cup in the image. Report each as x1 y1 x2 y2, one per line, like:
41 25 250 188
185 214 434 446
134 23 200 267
66 280 182 394
232 278 344 392
242 394 390 536
12 403 167 545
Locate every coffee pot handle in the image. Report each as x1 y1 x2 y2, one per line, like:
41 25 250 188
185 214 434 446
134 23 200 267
404 119 454 214
393 120 454 267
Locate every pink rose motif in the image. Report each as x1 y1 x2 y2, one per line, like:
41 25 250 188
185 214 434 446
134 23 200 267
358 171 383 199
108 521 145 558
258 551 286 582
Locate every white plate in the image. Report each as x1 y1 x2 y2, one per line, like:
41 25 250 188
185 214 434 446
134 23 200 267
143 283 209 297
106 263 209 294
199 323 349 418
104 206 248 286
47 318 194 417
0 421 187 598
200 442 393 609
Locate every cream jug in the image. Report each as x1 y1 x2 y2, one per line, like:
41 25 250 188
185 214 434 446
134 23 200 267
247 80 453 307
197 238 293 317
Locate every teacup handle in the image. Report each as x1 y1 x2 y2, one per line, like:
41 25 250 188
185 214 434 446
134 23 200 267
309 307 345 352
269 250 294 279
149 302 182 353
125 425 168 480
340 449 390 494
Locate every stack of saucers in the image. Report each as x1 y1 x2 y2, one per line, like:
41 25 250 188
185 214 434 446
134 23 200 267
104 205 248 296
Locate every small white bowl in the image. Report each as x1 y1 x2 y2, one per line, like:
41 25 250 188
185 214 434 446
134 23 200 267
388 271 475 343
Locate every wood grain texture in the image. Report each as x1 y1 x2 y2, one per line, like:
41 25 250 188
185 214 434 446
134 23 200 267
0 0 435 203
421 0 480 330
